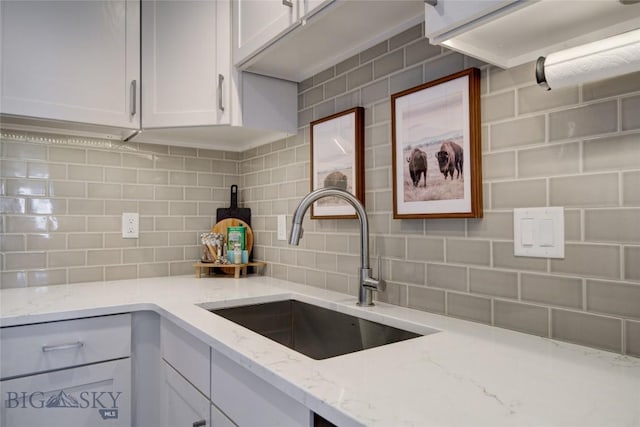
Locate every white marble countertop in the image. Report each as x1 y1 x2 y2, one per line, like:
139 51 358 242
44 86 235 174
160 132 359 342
1 275 639 427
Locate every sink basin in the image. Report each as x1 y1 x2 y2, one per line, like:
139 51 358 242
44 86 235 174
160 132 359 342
209 299 434 360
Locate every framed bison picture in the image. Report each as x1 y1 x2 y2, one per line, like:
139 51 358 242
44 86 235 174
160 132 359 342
391 68 482 219
310 107 365 219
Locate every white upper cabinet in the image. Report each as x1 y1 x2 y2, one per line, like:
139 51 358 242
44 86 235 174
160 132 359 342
232 0 299 66
424 0 640 69
141 0 230 128
0 0 140 130
234 0 424 82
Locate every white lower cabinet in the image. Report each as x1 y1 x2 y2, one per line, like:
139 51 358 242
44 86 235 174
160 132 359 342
211 349 311 426
161 360 236 427
0 358 131 427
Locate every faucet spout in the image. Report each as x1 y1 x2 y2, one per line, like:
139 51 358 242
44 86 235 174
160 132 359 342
289 187 382 306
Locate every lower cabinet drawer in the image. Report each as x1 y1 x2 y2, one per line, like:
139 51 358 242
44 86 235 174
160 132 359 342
211 349 311 427
0 357 131 427
0 313 131 380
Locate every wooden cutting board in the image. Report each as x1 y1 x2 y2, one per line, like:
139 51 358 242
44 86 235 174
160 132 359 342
211 218 253 274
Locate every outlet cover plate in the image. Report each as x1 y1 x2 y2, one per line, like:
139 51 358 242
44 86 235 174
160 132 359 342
122 213 139 239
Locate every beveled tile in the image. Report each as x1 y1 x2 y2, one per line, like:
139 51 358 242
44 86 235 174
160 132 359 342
6 178 46 196
105 265 138 281
408 285 446 314
360 41 388 63
622 95 640 131
68 199 104 215
390 65 423 95
376 281 407 306
624 246 640 281
521 273 583 309
493 241 548 272
492 179 546 209
49 146 85 163
27 269 67 286
469 268 518 298
105 167 137 183
0 234 25 252
406 237 444 262
49 181 85 197
374 49 404 79
467 212 513 239
551 243 620 279
587 279 640 319
405 38 441 66
447 292 492 324
28 162 66 179
490 115 546 150
518 142 580 178
155 247 184 262
494 300 549 336
88 149 120 166
552 309 621 352
550 173 618 207
68 267 104 284
627 320 640 357
446 239 490 266
5 215 48 233
584 133 640 172
482 151 515 180
0 197 26 214
48 250 86 267
26 234 66 251
583 71 640 101
481 90 515 122
585 209 640 243
426 263 466 291
69 165 103 181
347 63 373 90
549 100 617 141
139 262 169 278
68 233 103 249
375 236 405 259
0 271 27 289
1 160 27 177
88 183 121 199
389 23 422 50
424 52 465 82
518 85 578 114
390 259 425 285
489 62 535 92
87 249 121 265
2 141 47 160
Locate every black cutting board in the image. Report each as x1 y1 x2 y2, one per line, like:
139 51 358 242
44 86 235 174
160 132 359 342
216 185 251 225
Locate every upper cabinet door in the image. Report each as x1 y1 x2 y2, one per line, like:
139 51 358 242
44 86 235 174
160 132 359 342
0 0 140 129
141 0 230 128
232 0 299 66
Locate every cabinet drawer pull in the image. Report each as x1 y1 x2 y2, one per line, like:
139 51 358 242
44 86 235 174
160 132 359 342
282 0 293 7
42 341 84 352
130 79 137 118
192 420 206 427
218 74 225 112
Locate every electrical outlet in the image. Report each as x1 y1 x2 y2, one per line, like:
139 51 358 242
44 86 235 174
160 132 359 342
277 215 287 241
122 213 139 238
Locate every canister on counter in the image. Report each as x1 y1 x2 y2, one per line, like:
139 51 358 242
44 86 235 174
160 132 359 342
227 226 246 251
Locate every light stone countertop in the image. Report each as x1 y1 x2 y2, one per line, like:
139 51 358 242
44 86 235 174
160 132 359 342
1 275 639 427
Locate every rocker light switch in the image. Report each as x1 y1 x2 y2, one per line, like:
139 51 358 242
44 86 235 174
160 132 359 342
514 207 564 259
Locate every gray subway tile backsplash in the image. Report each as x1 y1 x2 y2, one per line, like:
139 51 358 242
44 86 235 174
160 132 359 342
3 26 640 358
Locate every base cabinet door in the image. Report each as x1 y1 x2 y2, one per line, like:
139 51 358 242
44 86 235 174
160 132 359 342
211 349 311 426
0 358 131 427
162 360 237 427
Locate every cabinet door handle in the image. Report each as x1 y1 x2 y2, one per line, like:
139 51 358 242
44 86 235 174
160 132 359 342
282 0 293 7
218 74 225 112
192 420 206 427
42 341 84 352
130 79 137 118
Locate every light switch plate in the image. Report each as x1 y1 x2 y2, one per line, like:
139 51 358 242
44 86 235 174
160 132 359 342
277 215 287 241
514 207 564 258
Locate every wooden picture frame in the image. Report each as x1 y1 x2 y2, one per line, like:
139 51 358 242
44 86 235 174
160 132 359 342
391 68 482 219
310 107 365 219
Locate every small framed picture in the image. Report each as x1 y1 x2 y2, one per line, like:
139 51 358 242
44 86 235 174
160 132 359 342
391 68 482 219
310 107 365 219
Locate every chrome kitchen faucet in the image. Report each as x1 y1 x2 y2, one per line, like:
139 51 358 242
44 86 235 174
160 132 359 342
289 187 384 306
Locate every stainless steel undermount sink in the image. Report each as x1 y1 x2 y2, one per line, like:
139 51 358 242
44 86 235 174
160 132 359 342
209 299 436 360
